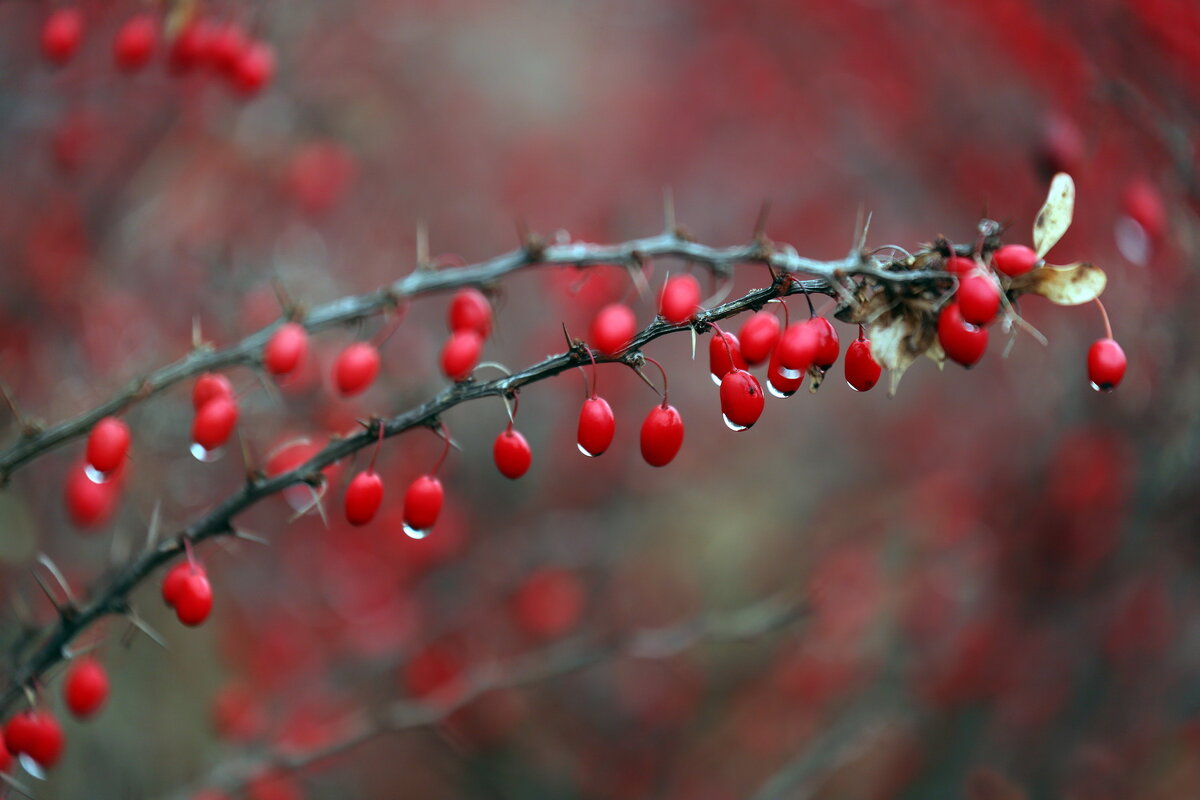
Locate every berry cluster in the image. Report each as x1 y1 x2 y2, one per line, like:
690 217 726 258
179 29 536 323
40 7 274 95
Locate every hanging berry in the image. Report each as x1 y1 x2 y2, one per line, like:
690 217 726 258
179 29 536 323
333 342 381 396
937 302 988 367
193 372 235 410
441 330 483 382
65 460 120 529
5 709 63 770
844 336 882 392
577 396 615 457
41 7 84 66
494 426 532 479
658 274 701 324
738 310 781 366
192 396 239 452
719 369 764 431
957 272 1001 326
113 14 157 72
403 475 444 537
589 303 637 356
344 470 384 526
448 287 493 338
86 416 131 475
64 657 109 720
231 41 274 95
708 331 747 385
264 322 308 376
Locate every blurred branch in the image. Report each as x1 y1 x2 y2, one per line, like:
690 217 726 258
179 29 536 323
0 229 944 484
165 590 807 800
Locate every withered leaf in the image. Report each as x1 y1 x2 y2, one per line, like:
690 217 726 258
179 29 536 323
1010 261 1107 306
867 314 934 397
1033 172 1075 258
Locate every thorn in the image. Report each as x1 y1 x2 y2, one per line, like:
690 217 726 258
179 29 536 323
192 316 203 350
36 554 79 608
502 394 515 426
288 483 327 524
561 322 574 349
0 382 26 429
662 186 676 235
32 568 65 615
627 260 652 303
515 216 531 249
271 277 295 317
416 220 430 269
690 327 697 360
753 200 771 241
631 364 662 396
127 611 169 649
232 529 271 546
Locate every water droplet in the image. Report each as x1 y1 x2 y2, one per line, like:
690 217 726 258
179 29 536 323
1089 381 1111 393
577 443 598 458
722 414 748 432
779 366 803 380
190 442 222 462
84 464 109 484
709 372 722 386
767 381 795 399
402 523 429 540
20 754 47 781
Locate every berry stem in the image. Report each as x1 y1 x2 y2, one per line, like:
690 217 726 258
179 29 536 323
642 355 670 407
431 424 453 474
1094 298 1114 339
368 421 385 473
710 321 736 364
370 306 408 349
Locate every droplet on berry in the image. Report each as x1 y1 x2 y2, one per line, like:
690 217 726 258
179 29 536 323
737 311 781 366
344 470 384 526
493 428 532 479
1087 337 1126 391
65 460 119 529
41 8 84 66
937 302 988 368
766 342 804 398
264 322 308 376
403 475 443 538
441 330 483 382
448 288 492 338
589 303 637 356
86 416 130 475
708 332 747 386
333 342 381 396
808 317 840 370
192 396 239 453
719 369 764 431
658 274 701 324
113 14 157 72
6 710 63 771
640 404 684 466
844 339 881 392
64 657 109 720
577 396 615 457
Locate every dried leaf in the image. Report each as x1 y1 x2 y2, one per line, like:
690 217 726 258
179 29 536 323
867 315 924 397
1012 262 1107 306
1033 173 1075 257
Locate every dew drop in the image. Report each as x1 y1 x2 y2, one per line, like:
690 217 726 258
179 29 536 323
84 464 109 484
577 443 598 458
402 523 430 540
20 754 47 781
779 366 803 380
190 442 222 462
709 372 722 386
1089 381 1112 393
767 381 796 399
722 414 748 432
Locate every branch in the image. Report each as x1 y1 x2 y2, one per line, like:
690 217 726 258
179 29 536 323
165 590 808 800
0 230 942 484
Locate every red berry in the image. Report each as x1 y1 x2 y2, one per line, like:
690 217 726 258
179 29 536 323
766 342 804 398
737 311 781 366
441 330 483 382
512 569 584 638
719 369 764 430
844 339 881 392
86 416 130 474
0 730 10 772
168 20 212 74
992 245 1041 277
64 657 109 719
808 318 840 370
231 40 273 95
192 396 239 451
264 322 308 376
493 428 532 479
175 570 214 626
957 272 1001 325
113 14 157 72
937 302 988 367
193 372 234 411
1123 178 1166 240
946 255 977 275
344 470 384 526
640 404 684 467
41 8 84 65
776 322 817 373
1087 338 1126 391
65 460 119 529
577 396 615 457
403 642 462 699
206 23 246 74
658 274 701 324
162 562 191 607
9 710 63 770
333 342 380 396
708 332 747 385
589 303 637 356
448 288 492 338
403 475 444 534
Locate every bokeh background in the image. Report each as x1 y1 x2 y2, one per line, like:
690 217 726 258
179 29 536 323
1 0 1198 798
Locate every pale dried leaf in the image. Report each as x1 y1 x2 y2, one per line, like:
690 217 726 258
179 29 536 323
1014 262 1107 306
1033 173 1075 257
867 316 922 397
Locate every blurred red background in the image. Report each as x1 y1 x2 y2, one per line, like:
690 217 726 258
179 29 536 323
0 1 1197 798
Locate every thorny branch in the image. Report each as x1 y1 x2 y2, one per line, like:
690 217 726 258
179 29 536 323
0 224 960 717
0 230 944 484
165 590 807 800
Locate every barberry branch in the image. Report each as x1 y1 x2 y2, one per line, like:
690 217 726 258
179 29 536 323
165 589 807 800
0 230 945 485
